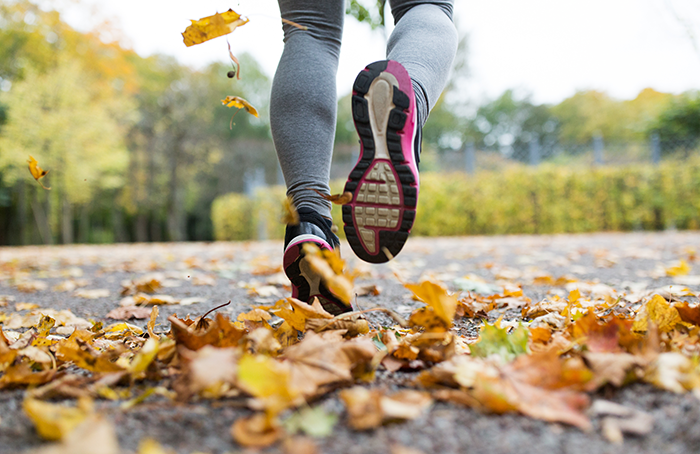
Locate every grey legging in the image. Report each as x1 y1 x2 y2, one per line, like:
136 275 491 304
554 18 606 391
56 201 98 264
271 0 458 218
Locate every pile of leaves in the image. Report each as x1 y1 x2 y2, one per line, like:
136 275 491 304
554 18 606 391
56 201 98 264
1 242 700 452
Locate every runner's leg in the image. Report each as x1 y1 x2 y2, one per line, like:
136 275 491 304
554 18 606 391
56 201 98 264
271 0 345 219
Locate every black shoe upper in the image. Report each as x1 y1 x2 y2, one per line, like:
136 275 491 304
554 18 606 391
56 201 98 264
284 207 340 249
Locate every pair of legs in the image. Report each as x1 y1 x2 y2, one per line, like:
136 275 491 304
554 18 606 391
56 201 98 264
273 0 457 312
271 0 458 219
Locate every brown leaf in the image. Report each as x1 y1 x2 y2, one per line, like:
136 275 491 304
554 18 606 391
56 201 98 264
284 331 376 398
147 306 159 339
169 313 246 351
583 352 644 388
301 244 354 307
177 346 239 400
307 188 353 205
674 301 700 326
182 9 249 47
340 387 432 430
231 413 282 448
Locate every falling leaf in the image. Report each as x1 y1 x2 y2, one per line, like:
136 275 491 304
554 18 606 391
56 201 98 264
221 96 259 117
282 196 300 225
307 188 353 205
301 243 354 307
27 155 51 189
182 9 249 47
23 397 93 441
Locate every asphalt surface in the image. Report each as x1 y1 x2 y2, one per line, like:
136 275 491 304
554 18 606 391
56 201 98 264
1 231 699 454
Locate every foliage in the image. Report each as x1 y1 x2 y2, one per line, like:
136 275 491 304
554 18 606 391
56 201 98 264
650 90 700 151
212 156 700 241
346 0 387 29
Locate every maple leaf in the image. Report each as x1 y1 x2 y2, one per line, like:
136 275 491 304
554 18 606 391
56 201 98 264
469 322 529 362
182 9 249 47
27 155 51 189
221 96 259 117
632 294 683 333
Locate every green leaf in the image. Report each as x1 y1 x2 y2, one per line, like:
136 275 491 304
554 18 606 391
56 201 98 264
469 322 529 362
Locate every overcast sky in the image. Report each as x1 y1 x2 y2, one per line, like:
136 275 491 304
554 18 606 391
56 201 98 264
59 0 700 105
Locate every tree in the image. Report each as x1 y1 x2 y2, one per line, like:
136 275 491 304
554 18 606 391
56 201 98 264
650 90 700 153
0 58 129 244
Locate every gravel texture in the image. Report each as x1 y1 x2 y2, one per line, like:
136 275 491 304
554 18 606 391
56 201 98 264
1 231 699 454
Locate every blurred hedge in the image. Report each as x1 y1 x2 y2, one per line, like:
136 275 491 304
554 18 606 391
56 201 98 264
211 157 700 241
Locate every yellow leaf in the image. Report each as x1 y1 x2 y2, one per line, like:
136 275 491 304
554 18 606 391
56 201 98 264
221 96 259 117
405 280 458 327
281 196 300 226
23 397 92 441
27 155 51 190
666 260 691 277
632 294 682 333
182 9 249 47
237 354 299 416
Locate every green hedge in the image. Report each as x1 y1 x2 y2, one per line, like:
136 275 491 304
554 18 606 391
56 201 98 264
211 158 700 241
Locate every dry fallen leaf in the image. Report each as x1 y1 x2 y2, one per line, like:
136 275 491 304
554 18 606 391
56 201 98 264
182 9 249 47
23 397 93 441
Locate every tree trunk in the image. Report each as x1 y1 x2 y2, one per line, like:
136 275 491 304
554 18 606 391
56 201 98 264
30 188 52 245
61 196 73 244
78 204 90 243
18 183 27 245
112 204 128 242
166 137 185 242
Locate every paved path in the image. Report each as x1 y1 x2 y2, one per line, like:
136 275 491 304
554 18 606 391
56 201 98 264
1 232 699 454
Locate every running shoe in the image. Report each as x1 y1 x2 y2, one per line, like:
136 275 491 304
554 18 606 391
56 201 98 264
343 60 420 264
283 207 351 315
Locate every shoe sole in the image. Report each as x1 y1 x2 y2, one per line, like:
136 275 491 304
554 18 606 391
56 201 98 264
343 61 419 264
283 235 351 315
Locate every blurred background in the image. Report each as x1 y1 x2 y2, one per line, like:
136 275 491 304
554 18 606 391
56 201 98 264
0 0 699 245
